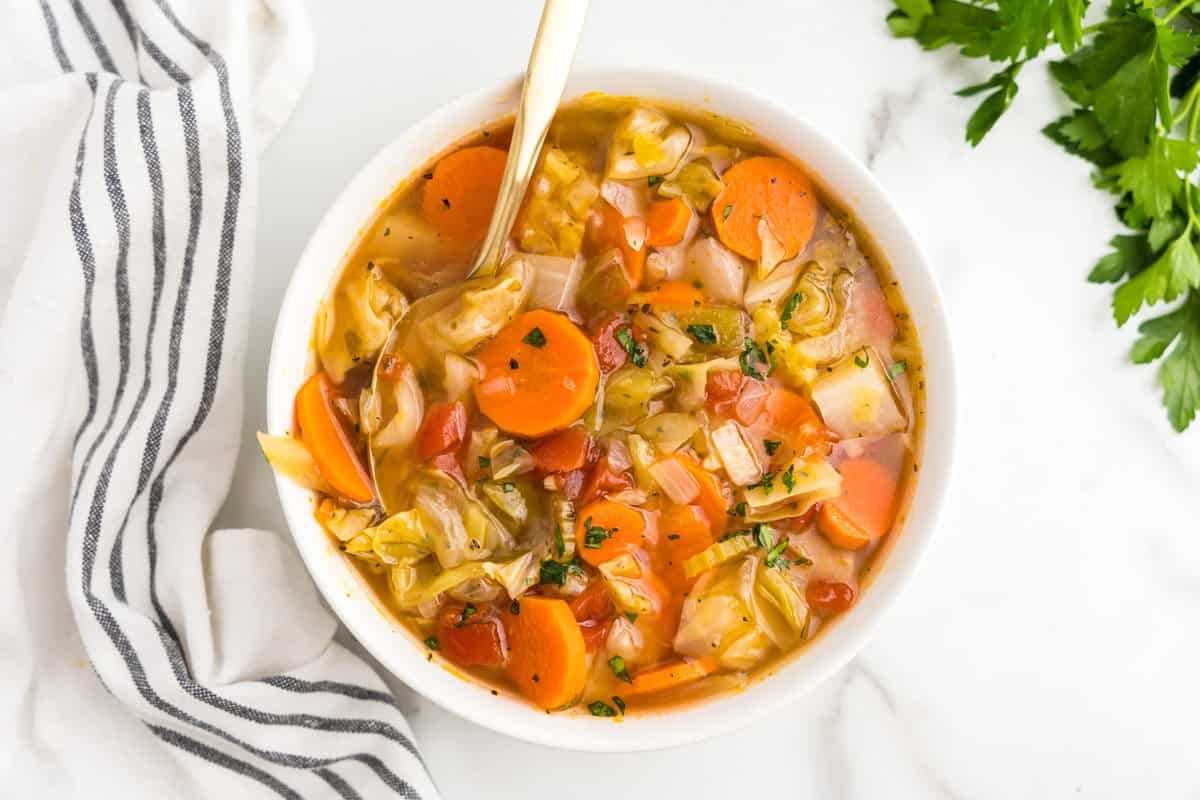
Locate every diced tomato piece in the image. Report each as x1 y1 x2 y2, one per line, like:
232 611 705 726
569 580 615 653
579 453 634 505
805 580 855 615
591 313 638 375
733 379 768 425
429 451 466 486
437 603 507 667
417 401 467 459
560 468 586 501
532 426 594 473
705 369 744 416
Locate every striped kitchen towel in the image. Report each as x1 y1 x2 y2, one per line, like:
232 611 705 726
0 2 440 798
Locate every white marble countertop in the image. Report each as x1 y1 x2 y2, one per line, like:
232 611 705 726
218 1 1200 797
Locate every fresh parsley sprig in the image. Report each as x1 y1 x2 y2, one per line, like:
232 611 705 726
888 0 1200 431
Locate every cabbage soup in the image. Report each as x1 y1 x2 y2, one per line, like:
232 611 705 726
260 97 924 716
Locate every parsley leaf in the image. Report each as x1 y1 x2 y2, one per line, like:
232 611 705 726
522 327 547 348
748 471 776 495
539 560 568 587
478 456 492 469
739 337 771 380
582 516 616 549
765 539 791 570
1113 232 1200 325
616 325 647 367
687 323 718 344
455 603 476 627
781 464 796 493
780 292 802 329
608 656 633 683
1090 234 1154 284
763 439 782 456
888 360 908 379
424 637 440 651
588 700 618 717
554 524 566 558
612 695 626 715
1107 136 1197 221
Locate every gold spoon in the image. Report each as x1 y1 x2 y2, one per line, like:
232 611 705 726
367 0 591 512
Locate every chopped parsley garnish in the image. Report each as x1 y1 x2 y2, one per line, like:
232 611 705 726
780 292 802 329
554 524 566 558
720 528 752 542
763 439 782 456
748 470 776 494
503 482 515 493
540 557 584 586
615 326 647 367
582 516 615 549
478 456 491 469
765 539 791 570
752 523 774 550
739 337 771 380
424 637 440 651
510 600 520 615
522 327 547 348
723 204 734 220
888 359 908 379
667 533 680 540
686 323 717 345
854 352 870 369
539 560 568 586
509 358 520 370
727 501 748 518
781 464 796 493
455 603 476 627
612 696 626 715
608 656 633 683
624 612 638 623
647 175 663 186
588 700 619 717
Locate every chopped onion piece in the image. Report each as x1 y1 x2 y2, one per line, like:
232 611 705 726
443 353 478 402
711 421 763 486
684 237 745 305
757 218 788 280
648 458 701 505
600 179 646 218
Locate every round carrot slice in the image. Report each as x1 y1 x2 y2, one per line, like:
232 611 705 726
505 596 587 710
575 500 648 567
711 156 817 261
421 146 507 242
646 198 692 247
473 310 600 437
827 457 897 539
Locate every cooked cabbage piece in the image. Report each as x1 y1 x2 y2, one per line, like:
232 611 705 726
316 263 408 383
683 238 745 305
744 458 842 521
658 159 723 211
412 470 515 567
416 257 531 354
345 509 430 566
811 347 907 439
256 432 332 493
607 108 692 179
674 554 807 670
518 147 599 256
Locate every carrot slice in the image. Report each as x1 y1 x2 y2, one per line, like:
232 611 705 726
746 387 835 458
659 504 714 591
473 309 600 437
575 500 648 567
826 458 898 539
586 203 646 287
641 280 704 306
421 146 507 242
294 373 374 503
816 503 872 551
711 156 817 261
626 656 717 696
505 597 588 709
662 454 730 532
646 198 692 247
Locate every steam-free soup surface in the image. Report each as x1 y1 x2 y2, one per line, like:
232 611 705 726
260 97 923 716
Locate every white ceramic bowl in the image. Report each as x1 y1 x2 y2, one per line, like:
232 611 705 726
267 66 957 752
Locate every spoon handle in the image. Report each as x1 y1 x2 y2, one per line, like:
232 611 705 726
470 0 591 277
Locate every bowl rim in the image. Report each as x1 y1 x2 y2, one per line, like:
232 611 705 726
266 64 959 752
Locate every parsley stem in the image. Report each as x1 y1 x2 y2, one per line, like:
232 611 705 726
1164 0 1192 23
